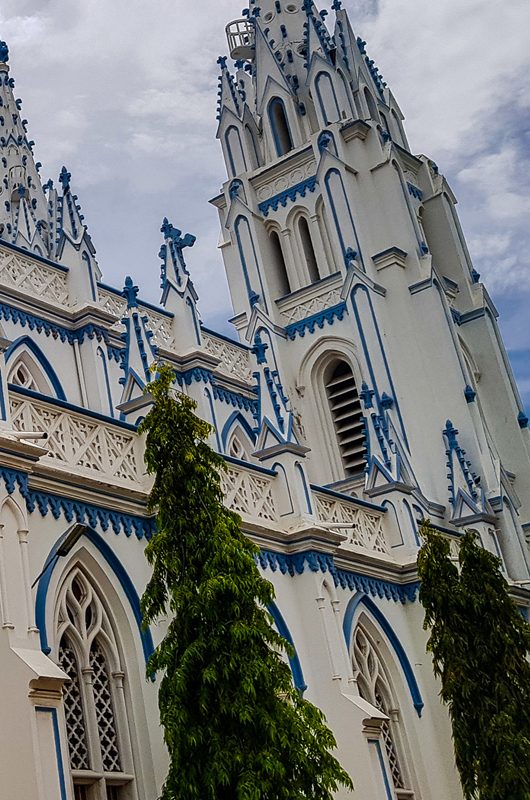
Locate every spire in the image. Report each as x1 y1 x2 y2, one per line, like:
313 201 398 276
117 276 158 419
0 41 51 255
158 218 202 350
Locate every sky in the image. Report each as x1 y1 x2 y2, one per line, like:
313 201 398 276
0 0 529 408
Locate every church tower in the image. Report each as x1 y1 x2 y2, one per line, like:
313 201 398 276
212 0 530 571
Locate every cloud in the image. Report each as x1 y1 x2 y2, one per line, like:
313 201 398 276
0 0 527 405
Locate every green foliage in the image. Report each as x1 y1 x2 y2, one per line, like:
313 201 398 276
417 522 530 800
140 364 353 800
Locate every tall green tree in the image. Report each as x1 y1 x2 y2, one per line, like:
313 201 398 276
417 522 530 800
140 364 353 800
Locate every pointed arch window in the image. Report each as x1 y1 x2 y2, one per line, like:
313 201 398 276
352 624 410 794
364 88 379 122
297 216 320 283
324 359 366 477
268 98 293 157
228 432 249 461
56 569 135 799
9 360 41 392
269 229 291 296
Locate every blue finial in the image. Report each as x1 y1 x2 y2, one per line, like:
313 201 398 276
518 410 529 429
0 41 9 64
344 247 357 268
252 332 268 364
471 268 481 283
217 56 228 69
59 166 71 191
464 385 476 403
331 0 342 10
122 276 139 308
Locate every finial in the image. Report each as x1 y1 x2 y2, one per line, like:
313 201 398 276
344 247 357 268
59 166 71 191
331 0 342 10
217 56 228 69
0 41 9 64
122 276 139 308
161 218 196 251
252 332 268 364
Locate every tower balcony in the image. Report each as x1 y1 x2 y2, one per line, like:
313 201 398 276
226 19 255 60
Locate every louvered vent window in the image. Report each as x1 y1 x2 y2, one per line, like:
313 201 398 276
325 360 366 477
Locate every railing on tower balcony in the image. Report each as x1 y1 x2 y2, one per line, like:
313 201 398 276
276 272 344 327
0 242 69 306
226 18 255 61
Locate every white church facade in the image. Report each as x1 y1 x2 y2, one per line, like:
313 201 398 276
0 0 529 797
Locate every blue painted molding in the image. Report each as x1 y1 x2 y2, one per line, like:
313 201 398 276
35 526 154 664
0 300 107 344
258 548 418 604
369 738 394 800
221 409 257 450
0 464 154 540
343 594 424 716
285 301 347 340
268 601 307 693
258 176 317 216
35 707 68 800
312 482 386 512
174 366 257 413
0 237 69 272
406 182 423 201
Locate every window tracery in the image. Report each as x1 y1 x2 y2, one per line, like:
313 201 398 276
55 568 134 799
9 360 40 391
352 624 407 792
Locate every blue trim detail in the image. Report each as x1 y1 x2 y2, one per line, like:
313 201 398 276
97 345 114 418
204 387 222 452
295 462 313 514
221 410 257 451
0 301 107 345
186 297 202 345
313 483 386 512
258 176 317 216
518 410 529 429
5 336 67 400
174 367 257 413
285 301 347 340
369 738 393 800
258 548 418 604
82 250 97 302
269 601 307 693
35 707 67 800
225 125 248 177
8 384 136 430
234 215 267 310
343 594 424 715
35 526 155 663
324 168 363 266
0 238 69 272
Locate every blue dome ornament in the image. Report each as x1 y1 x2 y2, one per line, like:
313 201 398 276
0 41 9 63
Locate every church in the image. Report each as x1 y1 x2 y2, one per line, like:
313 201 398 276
0 0 529 797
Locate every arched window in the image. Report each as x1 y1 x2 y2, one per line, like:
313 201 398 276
56 568 135 799
352 624 409 793
269 230 291 296
268 98 293 157
9 360 41 392
380 111 390 138
364 88 379 122
298 216 320 283
225 125 248 177
324 359 366 477
315 72 340 124
245 124 260 170
228 433 249 461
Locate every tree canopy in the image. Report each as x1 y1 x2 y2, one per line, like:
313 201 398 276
140 364 353 800
418 522 530 800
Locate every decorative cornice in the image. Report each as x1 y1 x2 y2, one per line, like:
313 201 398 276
285 301 347 340
0 300 108 344
175 367 257 412
258 548 418 603
258 176 317 216
0 465 154 539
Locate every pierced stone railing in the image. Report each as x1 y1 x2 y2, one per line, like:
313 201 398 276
98 287 175 349
203 331 252 382
277 274 343 326
9 393 144 489
313 491 389 555
0 244 69 306
98 287 127 319
220 463 277 523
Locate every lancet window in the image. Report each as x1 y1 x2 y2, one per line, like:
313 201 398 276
324 359 366 477
269 230 291 296
9 360 40 392
297 216 320 283
268 97 293 157
352 624 410 795
56 568 135 799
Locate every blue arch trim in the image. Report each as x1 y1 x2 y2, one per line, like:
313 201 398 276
96 345 114 418
295 462 313 514
5 336 67 400
35 527 154 664
343 593 424 716
315 71 340 124
268 600 307 693
221 409 257 451
268 97 294 157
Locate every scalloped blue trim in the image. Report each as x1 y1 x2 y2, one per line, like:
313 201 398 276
258 176 317 216
258 548 418 603
0 465 154 539
175 367 257 412
0 300 107 344
285 301 347 340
